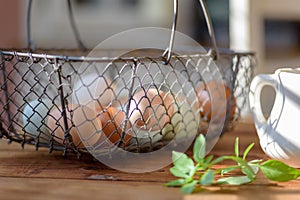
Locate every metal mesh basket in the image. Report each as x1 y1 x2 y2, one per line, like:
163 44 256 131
0 0 255 157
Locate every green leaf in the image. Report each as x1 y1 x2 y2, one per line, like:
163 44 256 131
221 166 240 176
180 180 198 194
170 166 190 178
165 179 186 187
249 159 263 164
217 176 252 185
223 156 256 181
241 166 259 178
166 137 300 194
248 163 260 175
260 160 300 182
243 143 255 160
193 134 206 163
200 170 214 185
241 165 257 180
204 155 214 164
209 156 225 166
197 155 215 171
248 159 263 175
235 137 239 157
172 151 186 164
172 151 195 173
171 151 195 179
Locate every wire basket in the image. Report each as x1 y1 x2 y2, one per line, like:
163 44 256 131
0 0 255 157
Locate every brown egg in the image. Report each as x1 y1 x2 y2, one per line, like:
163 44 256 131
98 106 132 145
197 81 236 121
129 88 175 131
73 105 103 147
47 104 102 148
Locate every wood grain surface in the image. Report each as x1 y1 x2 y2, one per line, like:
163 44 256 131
0 123 299 200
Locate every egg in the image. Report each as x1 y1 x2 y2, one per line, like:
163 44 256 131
47 104 102 148
22 99 52 143
127 128 163 150
73 105 103 148
110 97 128 111
73 73 115 109
129 88 175 132
98 106 132 145
162 102 200 142
197 81 236 122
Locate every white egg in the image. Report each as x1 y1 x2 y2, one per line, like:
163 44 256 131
128 102 200 149
128 103 199 149
22 99 52 143
73 73 115 109
126 129 163 151
161 114 181 141
162 102 200 142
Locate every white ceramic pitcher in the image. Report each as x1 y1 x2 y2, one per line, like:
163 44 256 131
249 68 300 167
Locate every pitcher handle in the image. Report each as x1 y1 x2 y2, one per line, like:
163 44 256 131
249 74 278 127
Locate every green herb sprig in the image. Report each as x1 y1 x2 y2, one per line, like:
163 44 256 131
165 135 300 194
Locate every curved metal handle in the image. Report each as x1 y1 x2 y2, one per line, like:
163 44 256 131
26 0 34 51
162 0 219 65
161 0 178 65
66 0 87 51
26 0 86 51
199 0 219 59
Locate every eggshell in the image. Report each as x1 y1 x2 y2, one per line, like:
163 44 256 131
47 104 102 148
22 99 52 143
110 97 128 111
73 73 115 109
128 128 163 149
98 106 132 145
129 88 175 131
73 105 103 148
197 81 236 121
162 102 200 142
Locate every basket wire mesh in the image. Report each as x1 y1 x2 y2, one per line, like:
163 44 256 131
0 0 255 157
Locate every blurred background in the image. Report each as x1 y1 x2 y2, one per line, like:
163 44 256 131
1 0 300 117
0 0 229 50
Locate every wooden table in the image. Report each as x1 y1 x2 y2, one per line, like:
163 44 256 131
0 123 300 200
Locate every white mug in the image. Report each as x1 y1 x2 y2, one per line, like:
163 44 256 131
249 68 300 167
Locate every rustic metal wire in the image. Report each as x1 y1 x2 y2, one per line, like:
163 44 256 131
0 0 255 157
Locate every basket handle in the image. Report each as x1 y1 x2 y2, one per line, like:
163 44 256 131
162 0 220 65
26 0 86 51
26 0 218 60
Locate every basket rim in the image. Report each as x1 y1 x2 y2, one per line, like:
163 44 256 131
0 48 255 63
